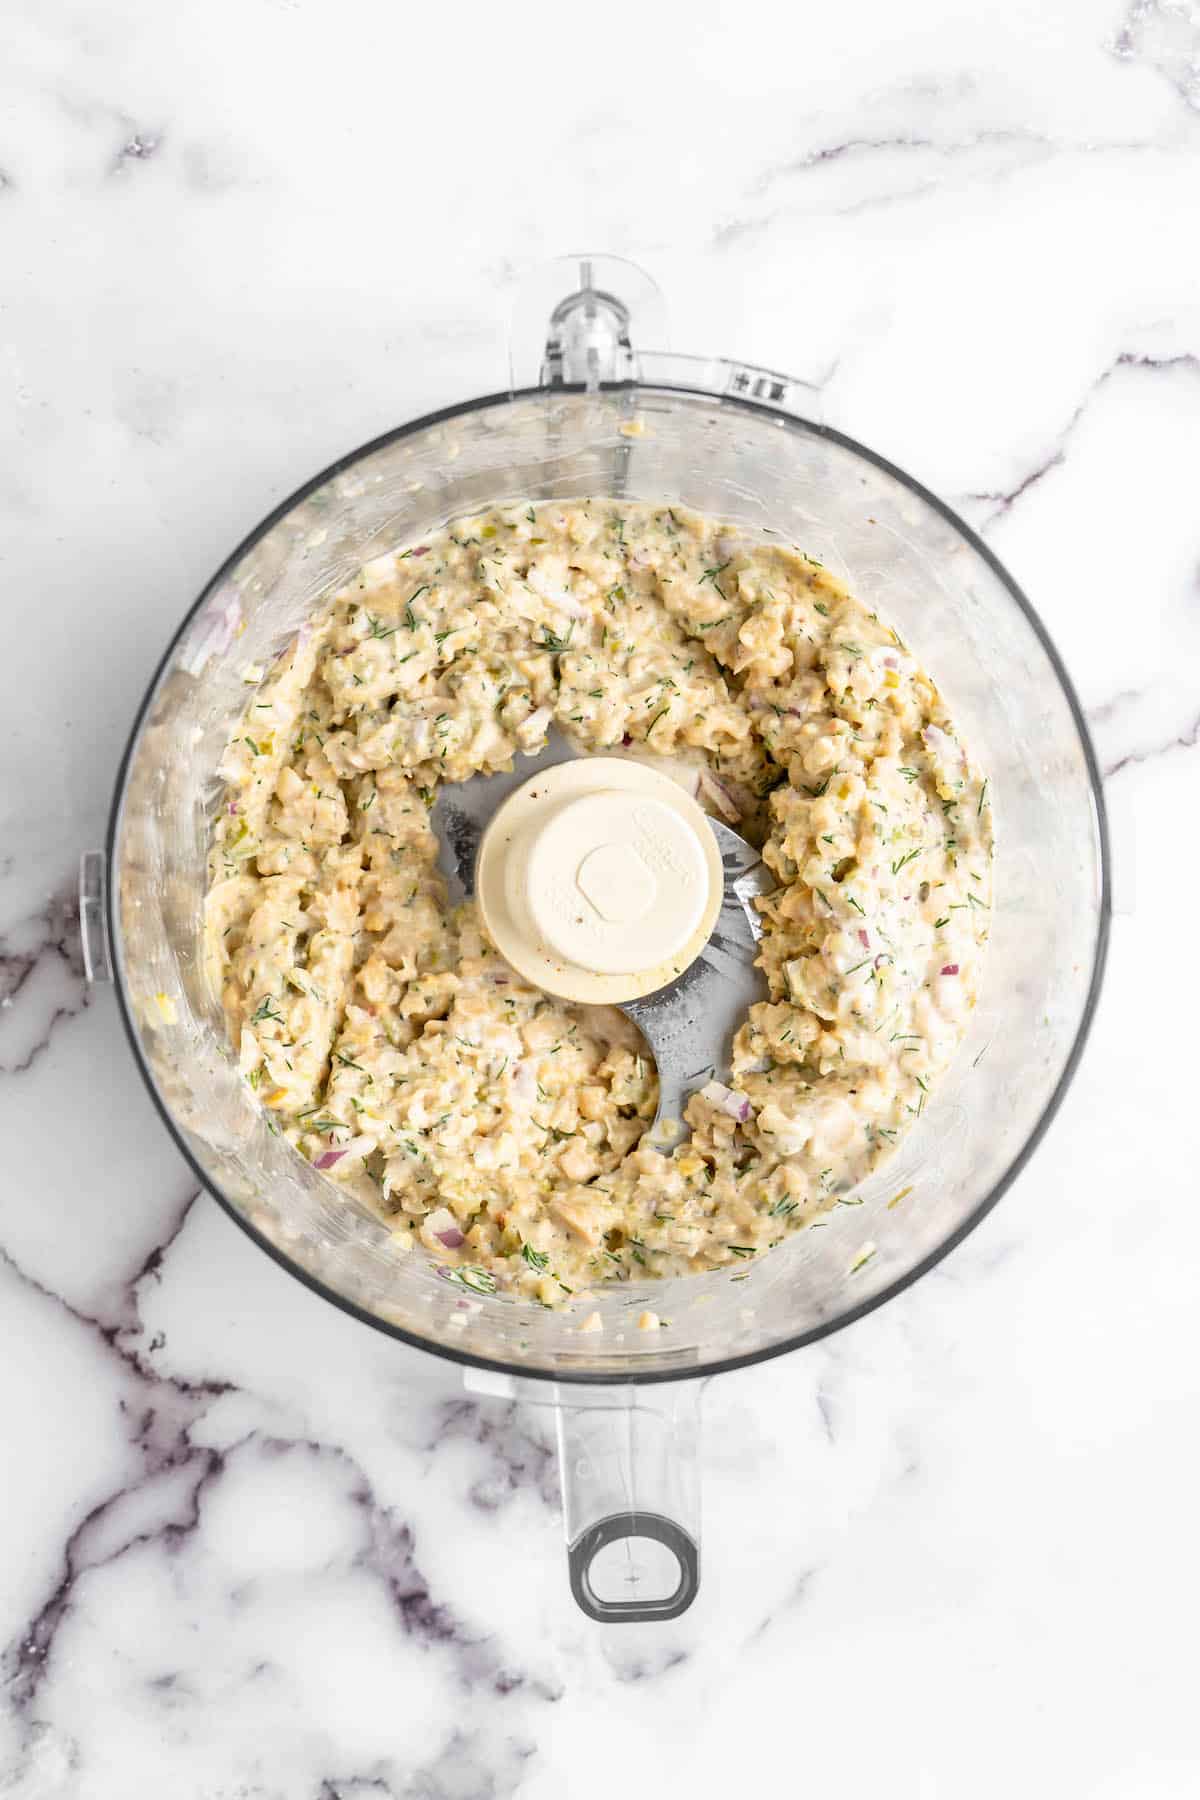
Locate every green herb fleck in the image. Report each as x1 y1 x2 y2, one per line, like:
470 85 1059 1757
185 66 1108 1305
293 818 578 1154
536 622 575 655
700 559 732 600
447 1265 497 1295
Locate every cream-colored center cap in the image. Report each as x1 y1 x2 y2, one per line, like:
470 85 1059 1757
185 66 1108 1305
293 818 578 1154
524 791 707 975
476 757 724 1004
576 839 653 923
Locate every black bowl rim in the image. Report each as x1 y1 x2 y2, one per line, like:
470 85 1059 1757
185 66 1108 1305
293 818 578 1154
106 381 1112 1387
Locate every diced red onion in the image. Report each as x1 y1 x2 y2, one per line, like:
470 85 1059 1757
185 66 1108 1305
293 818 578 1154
882 654 899 670
410 545 431 556
700 1079 753 1123
511 1060 537 1105
425 1206 465 1249
621 732 633 746
180 595 242 675
697 766 741 822
228 802 238 816
940 963 960 976
315 1149 345 1170
857 928 870 949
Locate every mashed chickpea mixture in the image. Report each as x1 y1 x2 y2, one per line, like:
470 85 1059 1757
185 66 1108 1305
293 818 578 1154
206 502 992 1306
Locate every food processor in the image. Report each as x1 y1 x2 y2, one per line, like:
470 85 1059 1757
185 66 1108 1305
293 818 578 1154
82 256 1110 1621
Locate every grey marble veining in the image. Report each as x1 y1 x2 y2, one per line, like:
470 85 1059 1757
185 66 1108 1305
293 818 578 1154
2 0 1199 1794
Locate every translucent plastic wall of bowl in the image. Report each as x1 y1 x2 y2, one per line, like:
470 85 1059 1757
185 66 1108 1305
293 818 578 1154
110 387 1106 1381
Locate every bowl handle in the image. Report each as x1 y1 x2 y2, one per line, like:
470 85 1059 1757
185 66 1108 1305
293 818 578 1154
555 1381 703 1622
462 1368 704 1621
79 850 112 983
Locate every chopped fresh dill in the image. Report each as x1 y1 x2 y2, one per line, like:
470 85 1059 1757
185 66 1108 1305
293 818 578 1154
536 622 575 655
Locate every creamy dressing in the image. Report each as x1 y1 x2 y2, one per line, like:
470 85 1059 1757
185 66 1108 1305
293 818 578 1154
205 501 993 1305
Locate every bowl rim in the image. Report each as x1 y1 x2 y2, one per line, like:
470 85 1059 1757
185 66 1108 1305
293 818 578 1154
106 381 1112 1386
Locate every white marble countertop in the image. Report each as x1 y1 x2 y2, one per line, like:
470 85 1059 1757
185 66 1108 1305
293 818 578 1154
3 0 1199 1793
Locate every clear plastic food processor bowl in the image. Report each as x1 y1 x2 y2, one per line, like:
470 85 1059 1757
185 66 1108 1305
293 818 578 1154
85 259 1109 1621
